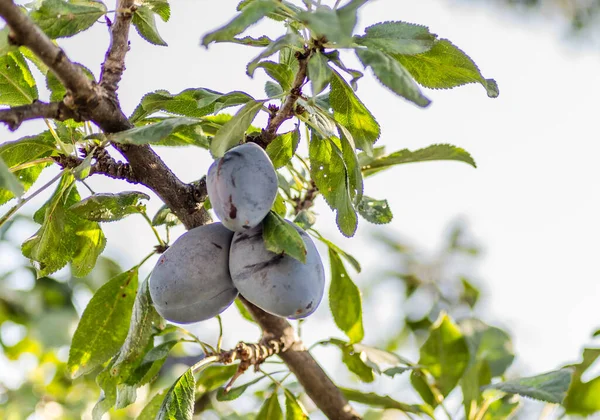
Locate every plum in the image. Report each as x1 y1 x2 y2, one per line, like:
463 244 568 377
149 223 237 323
229 222 325 319
207 142 278 232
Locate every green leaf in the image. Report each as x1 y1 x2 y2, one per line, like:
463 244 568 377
460 277 480 308
361 144 476 176
145 0 170 21
299 1 366 46
229 35 274 46
256 392 283 420
46 63 95 101
152 204 180 227
157 368 195 420
235 298 256 323
253 61 294 92
307 51 332 96
482 397 521 420
197 365 238 393
352 343 414 375
284 389 308 420
210 100 264 157
132 5 168 46
357 196 392 224
67 268 138 378
461 361 492 419
411 314 469 404
217 374 270 401
130 88 253 122
355 21 437 55
0 51 38 106
564 348 600 415
312 231 361 272
330 70 380 153
136 118 210 148
266 81 284 98
110 279 162 382
485 369 573 404
69 191 150 222
0 156 24 198
266 128 300 168
30 0 107 38
138 391 167 420
355 48 430 107
340 388 432 416
309 135 357 237
93 360 119 420
247 32 302 77
272 192 287 217
329 249 363 343
111 117 200 145
22 174 105 277
202 0 278 46
394 39 499 98
262 212 307 263
129 339 179 385
459 318 514 377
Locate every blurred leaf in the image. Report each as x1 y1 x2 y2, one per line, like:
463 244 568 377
312 230 360 272
267 128 300 169
411 314 469 405
362 144 476 176
357 196 392 224
308 51 332 95
133 5 168 46
352 343 414 375
202 0 278 46
197 365 238 393
157 368 195 420
340 388 433 416
111 117 199 145
93 359 119 420
394 39 499 98
355 21 436 55
299 1 367 46
262 212 307 263
210 100 265 157
266 80 284 98
485 369 573 404
309 135 357 237
138 390 167 420
0 51 38 106
152 204 180 227
482 396 521 420
69 191 150 222
30 0 107 38
256 392 283 420
67 269 138 378
460 318 514 377
217 374 270 401
564 348 600 415
330 70 380 154
356 48 430 107
461 361 492 419
0 157 24 198
284 389 308 419
47 63 95 101
329 249 364 343
235 298 256 323
460 278 480 308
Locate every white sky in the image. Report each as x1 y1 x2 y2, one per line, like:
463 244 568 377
2 0 600 411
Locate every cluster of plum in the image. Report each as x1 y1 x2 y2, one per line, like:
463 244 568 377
149 143 325 324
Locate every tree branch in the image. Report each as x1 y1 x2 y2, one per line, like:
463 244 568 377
0 101 79 130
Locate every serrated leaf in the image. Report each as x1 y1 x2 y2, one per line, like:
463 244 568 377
256 392 283 420
307 51 332 96
262 212 307 263
356 48 430 107
132 5 168 46
157 368 195 420
130 88 253 122
111 117 199 145
69 191 150 222
247 32 302 77
266 128 300 168
357 196 392 224
355 21 437 55
340 388 432 416
329 249 363 343
284 389 308 419
361 144 476 176
217 374 270 401
0 156 24 198
210 100 264 157
67 269 138 378
135 118 210 148
30 0 107 38
253 61 294 92
138 391 167 420
22 174 105 277
110 279 162 382
309 134 357 237
46 63 95 101
485 369 573 404
563 348 600 415
411 314 469 405
330 70 380 153
230 35 274 46
152 204 180 227
202 0 278 46
0 51 38 106
394 39 499 98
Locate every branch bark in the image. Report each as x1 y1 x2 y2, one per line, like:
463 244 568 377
0 101 79 130
0 1 360 418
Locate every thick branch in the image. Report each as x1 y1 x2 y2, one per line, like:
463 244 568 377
0 101 79 130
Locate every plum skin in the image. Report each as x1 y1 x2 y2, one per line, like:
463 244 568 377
149 223 238 324
229 222 325 319
207 142 278 232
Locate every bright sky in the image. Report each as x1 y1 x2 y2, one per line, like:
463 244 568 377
2 0 600 412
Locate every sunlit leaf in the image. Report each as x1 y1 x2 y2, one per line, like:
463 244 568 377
262 212 307 263
329 249 364 343
564 348 600 415
0 51 38 106
340 388 433 416
256 392 283 420
266 128 300 168
132 5 168 46
157 368 195 420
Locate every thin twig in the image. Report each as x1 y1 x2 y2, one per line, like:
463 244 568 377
0 101 80 131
